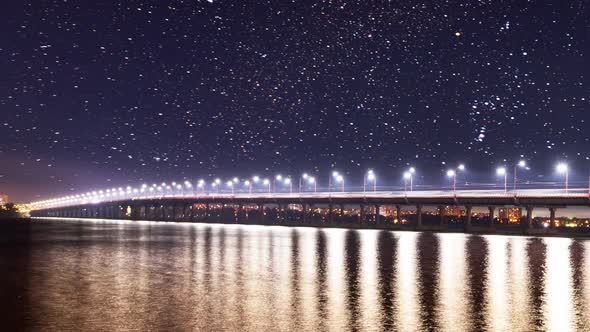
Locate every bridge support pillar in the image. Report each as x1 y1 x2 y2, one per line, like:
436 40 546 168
257 204 264 223
220 203 226 222
374 205 380 224
438 206 446 226
328 203 334 224
465 206 472 230
549 207 557 228
302 204 308 223
488 206 496 228
416 205 422 228
237 204 244 223
131 205 141 220
359 204 365 224
525 206 534 230
396 205 402 224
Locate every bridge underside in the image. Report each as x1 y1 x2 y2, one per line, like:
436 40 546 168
30 196 590 235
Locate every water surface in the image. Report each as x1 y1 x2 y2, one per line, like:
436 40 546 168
1 218 589 331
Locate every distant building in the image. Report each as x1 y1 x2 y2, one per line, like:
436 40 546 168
0 195 7 205
498 207 522 223
438 205 464 217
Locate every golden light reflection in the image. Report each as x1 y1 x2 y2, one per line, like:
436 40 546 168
543 237 575 331
395 232 420 331
21 219 590 331
507 237 532 330
485 235 509 331
359 230 379 330
438 233 468 331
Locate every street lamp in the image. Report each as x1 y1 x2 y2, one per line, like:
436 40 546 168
513 160 527 192
263 178 271 193
364 170 376 192
556 163 569 193
284 177 293 193
244 180 251 194
215 178 221 193
299 173 309 193
496 167 507 193
335 174 344 192
308 176 317 193
227 180 234 195
329 171 339 192
197 179 205 195
403 172 411 193
274 174 282 193
404 167 416 192
447 169 457 194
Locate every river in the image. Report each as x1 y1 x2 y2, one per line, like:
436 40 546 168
1 218 589 331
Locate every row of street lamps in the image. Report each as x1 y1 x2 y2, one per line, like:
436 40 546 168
32 161 577 208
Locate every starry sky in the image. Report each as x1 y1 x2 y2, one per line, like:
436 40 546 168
2 0 589 202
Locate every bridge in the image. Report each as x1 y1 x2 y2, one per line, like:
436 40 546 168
30 188 590 235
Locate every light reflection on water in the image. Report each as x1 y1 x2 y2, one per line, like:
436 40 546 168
1 218 590 331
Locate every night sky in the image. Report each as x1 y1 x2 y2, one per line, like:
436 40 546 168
2 0 589 202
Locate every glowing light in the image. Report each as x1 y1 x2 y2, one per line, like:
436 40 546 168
276 174 282 180
409 167 416 174
458 164 465 171
556 163 568 173
252 176 260 182
496 167 507 176
518 160 526 168
403 172 411 179
447 170 456 177
263 178 270 185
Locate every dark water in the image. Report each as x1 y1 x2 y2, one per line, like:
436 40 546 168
1 219 590 331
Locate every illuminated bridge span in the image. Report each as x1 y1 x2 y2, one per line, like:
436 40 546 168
30 189 590 235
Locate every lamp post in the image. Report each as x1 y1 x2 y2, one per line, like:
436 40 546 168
227 180 234 195
496 167 507 193
245 180 251 194
274 175 282 193
364 170 376 192
447 169 457 194
329 171 339 192
403 172 411 193
214 178 221 193
513 160 527 192
252 176 260 194
556 163 569 193
263 178 271 193
197 180 204 196
299 173 308 193
184 181 192 196
335 175 344 192
308 176 317 193
284 178 293 194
